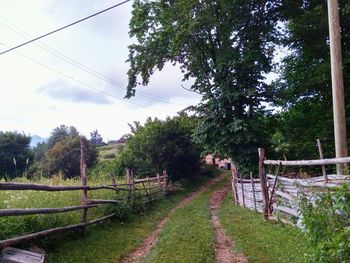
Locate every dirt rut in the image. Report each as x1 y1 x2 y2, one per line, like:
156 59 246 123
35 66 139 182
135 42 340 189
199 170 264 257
118 175 225 263
210 186 248 263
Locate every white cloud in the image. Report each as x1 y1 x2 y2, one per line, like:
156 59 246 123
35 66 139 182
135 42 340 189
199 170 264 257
0 0 201 141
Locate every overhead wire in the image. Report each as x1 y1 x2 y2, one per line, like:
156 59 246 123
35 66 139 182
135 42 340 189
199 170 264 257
0 42 176 114
0 17 189 106
0 0 132 56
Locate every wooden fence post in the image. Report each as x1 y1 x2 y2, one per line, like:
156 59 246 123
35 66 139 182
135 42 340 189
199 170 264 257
157 173 161 192
231 168 238 205
250 172 257 212
163 170 169 195
258 148 270 220
131 170 135 195
317 139 328 183
80 137 88 231
239 173 246 208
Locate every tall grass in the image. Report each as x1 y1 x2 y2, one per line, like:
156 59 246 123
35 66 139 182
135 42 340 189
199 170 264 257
0 174 158 242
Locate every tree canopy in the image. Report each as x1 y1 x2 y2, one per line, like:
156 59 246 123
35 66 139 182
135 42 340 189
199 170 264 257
127 0 282 168
126 0 350 167
0 131 32 179
37 125 97 178
115 115 202 181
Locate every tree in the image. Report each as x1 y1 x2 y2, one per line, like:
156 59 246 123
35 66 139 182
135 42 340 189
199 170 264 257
115 115 202 181
271 0 350 160
90 130 104 146
40 126 97 178
47 125 79 148
0 131 32 179
126 0 281 169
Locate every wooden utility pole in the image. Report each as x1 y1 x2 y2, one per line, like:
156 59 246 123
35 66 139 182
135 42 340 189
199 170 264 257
327 0 348 175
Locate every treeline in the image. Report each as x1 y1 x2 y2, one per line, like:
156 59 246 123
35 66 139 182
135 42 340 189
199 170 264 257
0 115 203 182
0 125 99 179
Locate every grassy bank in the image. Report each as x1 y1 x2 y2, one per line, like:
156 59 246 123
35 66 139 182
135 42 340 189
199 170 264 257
0 166 220 262
219 194 310 263
0 175 146 241
142 177 227 263
45 168 220 262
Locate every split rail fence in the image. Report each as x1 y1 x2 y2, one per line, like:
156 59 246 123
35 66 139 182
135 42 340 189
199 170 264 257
0 139 169 249
231 147 350 223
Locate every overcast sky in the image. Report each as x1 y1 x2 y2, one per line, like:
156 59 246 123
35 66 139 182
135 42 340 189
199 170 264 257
0 0 201 141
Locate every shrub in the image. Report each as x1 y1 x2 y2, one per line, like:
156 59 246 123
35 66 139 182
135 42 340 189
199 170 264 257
116 115 202 181
300 184 350 262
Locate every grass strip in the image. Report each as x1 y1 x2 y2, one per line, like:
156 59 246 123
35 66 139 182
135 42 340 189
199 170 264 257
43 168 220 262
141 177 228 263
219 193 310 263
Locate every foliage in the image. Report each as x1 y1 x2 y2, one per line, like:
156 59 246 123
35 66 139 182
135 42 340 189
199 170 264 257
36 125 97 178
300 185 350 262
46 125 79 149
0 131 32 179
127 0 283 169
90 129 104 146
272 0 350 160
116 115 202 181
219 191 309 262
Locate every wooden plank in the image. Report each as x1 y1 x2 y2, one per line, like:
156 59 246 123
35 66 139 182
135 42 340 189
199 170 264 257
231 167 239 205
88 199 119 205
0 204 98 217
2 247 45 263
274 206 299 217
0 213 116 248
264 156 350 166
317 139 328 183
268 163 281 210
239 173 246 208
258 148 270 219
0 183 132 192
80 137 88 229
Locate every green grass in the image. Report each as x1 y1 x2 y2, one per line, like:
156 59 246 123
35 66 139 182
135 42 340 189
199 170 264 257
97 144 124 161
219 194 310 263
0 175 158 241
45 193 187 262
0 166 220 262
142 176 227 263
43 170 220 262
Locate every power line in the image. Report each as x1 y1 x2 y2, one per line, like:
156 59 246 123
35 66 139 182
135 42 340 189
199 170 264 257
0 0 132 56
0 18 189 106
1 42 176 114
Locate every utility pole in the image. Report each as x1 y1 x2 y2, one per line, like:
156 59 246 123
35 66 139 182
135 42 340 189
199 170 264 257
327 0 348 174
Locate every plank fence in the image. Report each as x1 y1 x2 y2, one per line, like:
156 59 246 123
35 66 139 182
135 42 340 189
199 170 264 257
0 139 169 249
231 147 350 224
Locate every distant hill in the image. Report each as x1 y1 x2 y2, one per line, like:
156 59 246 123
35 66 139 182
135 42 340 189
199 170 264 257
30 135 46 148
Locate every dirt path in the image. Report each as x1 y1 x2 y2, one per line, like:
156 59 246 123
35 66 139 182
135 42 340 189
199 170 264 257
118 174 225 263
210 186 248 263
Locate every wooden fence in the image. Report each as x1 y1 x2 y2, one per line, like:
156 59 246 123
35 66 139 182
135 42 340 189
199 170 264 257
0 139 169 248
231 147 350 223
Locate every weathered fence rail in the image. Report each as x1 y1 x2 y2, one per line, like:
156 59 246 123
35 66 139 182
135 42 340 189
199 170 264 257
0 139 169 249
231 147 350 223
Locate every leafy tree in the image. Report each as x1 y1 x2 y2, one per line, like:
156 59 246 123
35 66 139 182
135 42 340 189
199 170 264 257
90 130 104 146
116 115 202 181
126 0 282 169
0 131 32 179
47 125 79 148
40 126 97 178
272 0 350 160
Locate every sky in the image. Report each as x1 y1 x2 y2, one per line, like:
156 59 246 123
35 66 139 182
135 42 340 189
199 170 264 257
0 0 202 142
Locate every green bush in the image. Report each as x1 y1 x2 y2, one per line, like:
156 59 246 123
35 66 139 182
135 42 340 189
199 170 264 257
116 115 202 181
300 184 350 262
